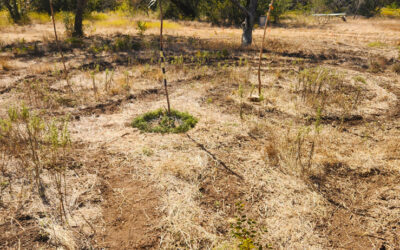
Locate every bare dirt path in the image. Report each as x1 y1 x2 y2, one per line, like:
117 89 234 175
96 150 161 249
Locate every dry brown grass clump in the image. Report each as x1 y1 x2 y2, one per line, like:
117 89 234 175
0 56 12 71
392 62 400 74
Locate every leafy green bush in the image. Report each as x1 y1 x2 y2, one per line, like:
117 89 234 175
136 20 148 36
230 202 270 249
132 109 198 133
0 105 71 206
60 12 75 36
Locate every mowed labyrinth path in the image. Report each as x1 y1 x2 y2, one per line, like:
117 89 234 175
0 18 399 249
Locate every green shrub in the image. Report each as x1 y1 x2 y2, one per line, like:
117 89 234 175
230 202 270 249
60 12 75 36
136 20 148 36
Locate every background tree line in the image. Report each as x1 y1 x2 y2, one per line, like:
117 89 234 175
1 0 399 43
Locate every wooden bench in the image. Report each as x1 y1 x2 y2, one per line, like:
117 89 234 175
312 13 347 24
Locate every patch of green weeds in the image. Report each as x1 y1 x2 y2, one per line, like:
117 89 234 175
142 147 154 156
136 20 148 36
132 109 198 133
230 202 271 249
367 41 387 48
65 37 84 48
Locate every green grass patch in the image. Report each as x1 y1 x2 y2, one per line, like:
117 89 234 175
86 11 109 21
132 109 198 133
381 7 400 18
28 12 50 24
144 21 181 29
0 10 11 27
95 18 132 27
367 41 387 48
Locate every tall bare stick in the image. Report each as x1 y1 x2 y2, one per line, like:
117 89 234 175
49 0 72 91
257 0 275 97
158 0 171 114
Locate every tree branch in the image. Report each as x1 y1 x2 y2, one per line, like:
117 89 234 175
230 0 251 16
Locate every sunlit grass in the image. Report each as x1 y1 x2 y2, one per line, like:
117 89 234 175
54 11 74 22
367 41 388 48
96 18 131 27
0 9 181 30
86 11 109 21
28 12 50 24
381 7 400 18
0 10 11 27
144 21 181 29
92 12 181 29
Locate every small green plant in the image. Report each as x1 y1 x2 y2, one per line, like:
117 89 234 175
123 70 131 91
367 41 387 48
171 55 184 66
352 76 367 109
222 48 229 58
142 147 154 156
104 68 115 92
307 107 322 169
61 12 75 36
238 83 244 120
132 109 198 133
230 202 270 249
65 37 84 48
136 20 148 36
0 105 71 209
295 66 357 113
46 118 71 222
294 126 311 171
91 65 100 98
113 36 132 51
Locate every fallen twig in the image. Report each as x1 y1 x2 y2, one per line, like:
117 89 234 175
186 134 244 180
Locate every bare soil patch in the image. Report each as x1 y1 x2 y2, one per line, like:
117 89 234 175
97 155 161 249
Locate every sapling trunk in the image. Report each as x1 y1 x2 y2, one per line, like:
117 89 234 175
257 0 275 97
91 72 98 98
159 0 171 114
49 0 72 91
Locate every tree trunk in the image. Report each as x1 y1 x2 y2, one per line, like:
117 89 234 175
242 14 254 46
12 0 21 21
73 0 87 37
231 0 258 46
2 0 21 22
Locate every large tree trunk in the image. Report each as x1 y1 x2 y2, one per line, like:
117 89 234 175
73 0 87 37
242 13 254 46
231 0 258 46
11 0 21 21
2 0 21 22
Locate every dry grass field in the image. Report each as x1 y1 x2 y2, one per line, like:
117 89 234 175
0 14 399 249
